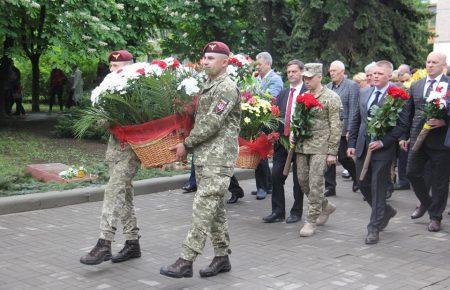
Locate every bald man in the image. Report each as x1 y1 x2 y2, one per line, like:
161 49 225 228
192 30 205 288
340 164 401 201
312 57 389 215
400 51 450 232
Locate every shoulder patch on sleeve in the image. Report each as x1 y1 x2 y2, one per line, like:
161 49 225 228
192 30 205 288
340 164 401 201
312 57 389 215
215 98 230 114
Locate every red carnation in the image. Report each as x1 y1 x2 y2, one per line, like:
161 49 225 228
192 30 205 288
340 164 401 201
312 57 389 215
271 105 281 117
136 68 145 75
172 59 181 68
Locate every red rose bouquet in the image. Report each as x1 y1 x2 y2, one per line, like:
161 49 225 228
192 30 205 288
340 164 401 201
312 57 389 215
283 92 323 175
360 86 410 180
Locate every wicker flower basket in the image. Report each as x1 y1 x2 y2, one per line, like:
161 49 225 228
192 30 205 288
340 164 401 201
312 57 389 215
236 146 261 169
129 133 184 168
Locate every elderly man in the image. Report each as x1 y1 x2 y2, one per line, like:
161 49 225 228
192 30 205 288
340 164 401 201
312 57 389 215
160 41 241 278
348 60 409 244
80 50 142 265
323 60 359 197
365 62 377 87
252 51 283 200
400 51 450 232
295 63 341 237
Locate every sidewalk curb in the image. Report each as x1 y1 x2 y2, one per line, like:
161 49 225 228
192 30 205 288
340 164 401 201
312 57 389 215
0 169 254 216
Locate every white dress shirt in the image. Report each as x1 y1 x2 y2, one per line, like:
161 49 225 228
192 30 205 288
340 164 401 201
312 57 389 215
423 73 444 98
367 83 389 111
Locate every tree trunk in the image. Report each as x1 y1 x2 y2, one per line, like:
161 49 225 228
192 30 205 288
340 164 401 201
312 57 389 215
30 54 41 112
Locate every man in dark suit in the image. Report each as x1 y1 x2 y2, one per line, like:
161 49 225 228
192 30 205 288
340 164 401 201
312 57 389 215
399 51 450 232
324 60 360 196
348 60 409 244
262 59 305 224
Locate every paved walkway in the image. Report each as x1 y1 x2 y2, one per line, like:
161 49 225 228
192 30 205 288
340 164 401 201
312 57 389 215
1 172 450 289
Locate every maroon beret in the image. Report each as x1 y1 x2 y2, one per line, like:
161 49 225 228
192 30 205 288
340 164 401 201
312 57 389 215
108 50 133 62
203 41 230 56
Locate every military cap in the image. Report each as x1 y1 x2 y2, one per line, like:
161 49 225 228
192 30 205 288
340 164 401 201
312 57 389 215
303 63 323 78
203 41 230 56
108 50 133 63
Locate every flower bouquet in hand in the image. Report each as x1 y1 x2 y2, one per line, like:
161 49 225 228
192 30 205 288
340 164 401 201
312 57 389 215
236 90 281 168
412 83 449 152
360 86 410 180
283 92 323 176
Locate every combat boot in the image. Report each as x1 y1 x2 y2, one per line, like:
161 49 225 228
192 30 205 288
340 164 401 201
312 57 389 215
160 258 193 278
111 239 141 263
199 255 231 278
299 222 316 237
80 239 112 265
316 203 337 226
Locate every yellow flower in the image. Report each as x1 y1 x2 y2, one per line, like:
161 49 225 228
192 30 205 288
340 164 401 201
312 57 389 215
77 170 86 178
244 117 251 123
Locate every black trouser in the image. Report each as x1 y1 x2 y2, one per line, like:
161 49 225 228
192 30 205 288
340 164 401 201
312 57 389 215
407 146 450 221
396 145 409 187
356 148 393 232
49 86 64 111
13 99 25 115
229 175 244 196
271 145 303 217
325 136 357 192
255 158 272 192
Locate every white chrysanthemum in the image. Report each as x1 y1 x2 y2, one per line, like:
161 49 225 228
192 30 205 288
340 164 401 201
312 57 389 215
227 65 238 76
178 77 200 96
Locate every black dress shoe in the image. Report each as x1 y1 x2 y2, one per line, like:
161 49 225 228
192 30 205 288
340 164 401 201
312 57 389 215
182 184 197 193
385 188 393 200
393 183 410 190
411 205 427 219
380 207 397 230
160 258 193 278
227 191 244 204
199 255 231 278
324 188 336 197
111 239 141 263
286 214 301 224
352 180 359 192
365 231 379 244
262 212 285 223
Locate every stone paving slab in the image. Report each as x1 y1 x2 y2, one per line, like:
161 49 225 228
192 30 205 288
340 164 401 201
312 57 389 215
1 171 450 289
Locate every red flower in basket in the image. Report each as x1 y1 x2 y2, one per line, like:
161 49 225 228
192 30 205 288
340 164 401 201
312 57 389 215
172 59 181 68
387 86 410 100
296 93 324 109
271 105 281 117
151 60 167 69
136 68 145 75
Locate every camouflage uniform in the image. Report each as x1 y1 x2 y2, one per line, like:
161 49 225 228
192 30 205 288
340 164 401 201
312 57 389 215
180 73 241 261
295 86 342 223
99 135 140 241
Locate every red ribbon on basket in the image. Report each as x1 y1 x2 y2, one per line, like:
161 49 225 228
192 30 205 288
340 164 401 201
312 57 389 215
110 113 194 146
238 133 275 159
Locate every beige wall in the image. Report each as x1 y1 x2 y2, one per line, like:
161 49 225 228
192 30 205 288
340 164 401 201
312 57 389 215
434 0 450 63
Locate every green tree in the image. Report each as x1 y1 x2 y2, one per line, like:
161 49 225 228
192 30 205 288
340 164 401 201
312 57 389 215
287 0 432 72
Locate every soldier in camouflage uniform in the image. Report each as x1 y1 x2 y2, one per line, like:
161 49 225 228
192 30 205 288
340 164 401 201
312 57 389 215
160 41 241 279
295 63 342 237
80 50 142 265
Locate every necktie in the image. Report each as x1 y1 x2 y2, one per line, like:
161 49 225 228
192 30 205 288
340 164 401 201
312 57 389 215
284 87 296 136
424 79 436 99
369 91 381 115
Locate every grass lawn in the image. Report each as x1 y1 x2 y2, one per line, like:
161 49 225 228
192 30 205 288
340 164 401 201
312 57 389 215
0 129 189 197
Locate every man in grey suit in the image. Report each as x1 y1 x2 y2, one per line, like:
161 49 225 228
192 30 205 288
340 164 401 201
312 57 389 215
399 51 450 232
324 60 360 196
348 60 409 244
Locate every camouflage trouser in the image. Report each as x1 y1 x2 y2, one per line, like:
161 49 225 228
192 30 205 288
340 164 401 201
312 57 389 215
296 153 329 223
100 136 140 241
181 166 233 261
